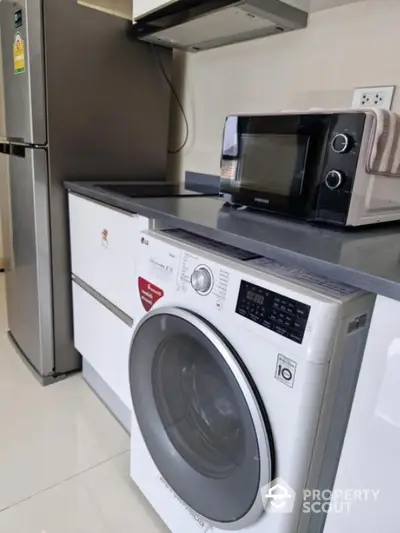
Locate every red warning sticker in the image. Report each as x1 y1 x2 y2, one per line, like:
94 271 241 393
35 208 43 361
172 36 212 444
138 277 164 312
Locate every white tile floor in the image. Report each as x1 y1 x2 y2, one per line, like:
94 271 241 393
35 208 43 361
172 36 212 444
0 275 167 533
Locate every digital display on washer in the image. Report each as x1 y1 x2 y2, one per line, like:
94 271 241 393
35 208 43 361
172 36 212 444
246 290 265 306
235 280 311 344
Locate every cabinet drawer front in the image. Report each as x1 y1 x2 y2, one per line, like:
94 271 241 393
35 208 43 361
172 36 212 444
69 194 146 317
72 282 133 409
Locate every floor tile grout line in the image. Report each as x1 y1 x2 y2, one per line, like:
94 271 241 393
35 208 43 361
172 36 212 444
0 448 129 514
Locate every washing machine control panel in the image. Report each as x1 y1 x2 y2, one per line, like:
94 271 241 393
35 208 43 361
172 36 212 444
235 280 310 344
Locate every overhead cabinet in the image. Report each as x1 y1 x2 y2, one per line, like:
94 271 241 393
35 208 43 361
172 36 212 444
78 0 175 20
78 0 132 20
133 0 177 20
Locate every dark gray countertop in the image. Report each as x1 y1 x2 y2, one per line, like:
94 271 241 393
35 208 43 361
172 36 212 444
65 180 400 300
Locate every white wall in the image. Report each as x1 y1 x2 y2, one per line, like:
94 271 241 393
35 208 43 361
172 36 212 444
174 0 400 181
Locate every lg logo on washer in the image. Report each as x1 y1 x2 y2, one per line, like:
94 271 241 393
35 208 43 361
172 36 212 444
138 277 164 312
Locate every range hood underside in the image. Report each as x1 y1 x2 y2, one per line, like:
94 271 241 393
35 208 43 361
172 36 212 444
132 1 308 52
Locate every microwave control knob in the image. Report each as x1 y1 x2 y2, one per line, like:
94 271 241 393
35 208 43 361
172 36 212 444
331 133 350 154
191 267 213 295
325 170 344 191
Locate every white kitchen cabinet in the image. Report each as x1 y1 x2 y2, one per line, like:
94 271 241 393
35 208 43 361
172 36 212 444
133 0 177 20
324 295 400 533
68 193 160 429
68 192 173 430
78 0 132 20
68 193 150 319
72 282 133 410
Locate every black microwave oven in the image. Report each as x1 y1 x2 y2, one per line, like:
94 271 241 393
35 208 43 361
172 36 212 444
220 111 400 227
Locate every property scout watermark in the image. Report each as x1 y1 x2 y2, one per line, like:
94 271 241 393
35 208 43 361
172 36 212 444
261 477 380 515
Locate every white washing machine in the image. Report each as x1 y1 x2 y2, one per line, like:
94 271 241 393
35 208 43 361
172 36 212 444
128 229 375 533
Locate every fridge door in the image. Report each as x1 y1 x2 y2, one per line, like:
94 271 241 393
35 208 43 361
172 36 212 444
0 0 46 144
0 144 54 376
0 145 13 275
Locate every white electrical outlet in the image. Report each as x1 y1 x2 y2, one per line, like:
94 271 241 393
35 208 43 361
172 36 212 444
352 86 395 110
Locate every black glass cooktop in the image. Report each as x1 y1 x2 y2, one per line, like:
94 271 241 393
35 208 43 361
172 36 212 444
96 182 219 198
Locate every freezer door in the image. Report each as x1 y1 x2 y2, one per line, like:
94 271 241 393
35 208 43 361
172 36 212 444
0 0 46 144
0 144 54 376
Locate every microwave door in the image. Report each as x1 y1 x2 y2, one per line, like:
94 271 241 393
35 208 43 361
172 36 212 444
0 0 46 145
234 134 310 212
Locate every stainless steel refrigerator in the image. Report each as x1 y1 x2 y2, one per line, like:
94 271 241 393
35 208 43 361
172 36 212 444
0 0 172 383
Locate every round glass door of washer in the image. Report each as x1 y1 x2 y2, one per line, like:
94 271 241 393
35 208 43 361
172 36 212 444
129 308 275 529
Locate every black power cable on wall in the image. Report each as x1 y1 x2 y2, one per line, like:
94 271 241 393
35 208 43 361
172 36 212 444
152 45 189 155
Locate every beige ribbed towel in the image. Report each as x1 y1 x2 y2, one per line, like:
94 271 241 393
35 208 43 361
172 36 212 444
367 110 400 177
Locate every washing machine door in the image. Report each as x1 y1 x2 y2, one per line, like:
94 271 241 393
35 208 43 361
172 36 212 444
129 307 274 530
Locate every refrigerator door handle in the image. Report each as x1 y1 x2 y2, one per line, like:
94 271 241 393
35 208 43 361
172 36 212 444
0 143 10 155
10 145 26 158
0 144 27 157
